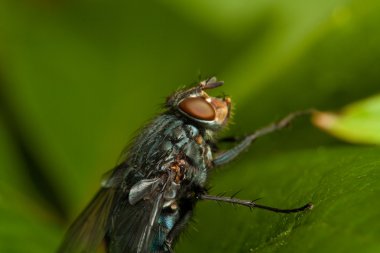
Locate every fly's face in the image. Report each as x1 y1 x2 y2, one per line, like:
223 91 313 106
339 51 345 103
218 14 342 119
166 77 231 130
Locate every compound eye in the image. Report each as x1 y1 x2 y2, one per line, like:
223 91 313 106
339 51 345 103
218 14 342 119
179 97 215 121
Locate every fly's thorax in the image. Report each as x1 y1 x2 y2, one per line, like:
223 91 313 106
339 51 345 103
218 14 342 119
169 123 213 187
126 114 213 185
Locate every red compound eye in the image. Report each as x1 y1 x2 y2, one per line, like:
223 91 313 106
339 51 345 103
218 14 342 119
179 97 215 121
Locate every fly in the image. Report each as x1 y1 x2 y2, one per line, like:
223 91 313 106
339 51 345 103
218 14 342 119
58 77 313 253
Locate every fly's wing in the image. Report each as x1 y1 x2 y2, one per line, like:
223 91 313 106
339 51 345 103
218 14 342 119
108 181 167 253
137 191 164 253
58 188 117 253
58 164 127 253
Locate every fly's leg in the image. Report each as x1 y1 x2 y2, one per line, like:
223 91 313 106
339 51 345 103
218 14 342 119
199 194 313 213
163 242 175 253
213 110 314 167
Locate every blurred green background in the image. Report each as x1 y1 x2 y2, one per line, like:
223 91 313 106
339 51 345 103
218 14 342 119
1 0 380 252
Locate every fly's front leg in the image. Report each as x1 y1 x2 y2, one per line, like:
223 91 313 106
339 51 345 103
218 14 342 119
213 110 313 167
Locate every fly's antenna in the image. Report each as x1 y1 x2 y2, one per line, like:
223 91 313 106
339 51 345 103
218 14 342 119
199 76 224 90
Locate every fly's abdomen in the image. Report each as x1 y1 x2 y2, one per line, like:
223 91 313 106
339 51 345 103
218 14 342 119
151 210 180 252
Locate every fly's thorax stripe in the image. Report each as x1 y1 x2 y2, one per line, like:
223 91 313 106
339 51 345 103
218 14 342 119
130 115 174 160
134 117 183 166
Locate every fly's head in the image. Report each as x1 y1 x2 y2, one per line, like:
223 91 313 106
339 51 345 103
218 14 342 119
166 77 231 131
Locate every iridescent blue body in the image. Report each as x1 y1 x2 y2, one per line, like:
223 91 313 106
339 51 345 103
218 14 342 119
58 78 312 253
107 114 213 252
58 78 230 253
127 114 212 187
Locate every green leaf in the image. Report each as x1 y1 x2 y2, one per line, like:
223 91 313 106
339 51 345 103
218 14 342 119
313 95 380 144
177 146 380 253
